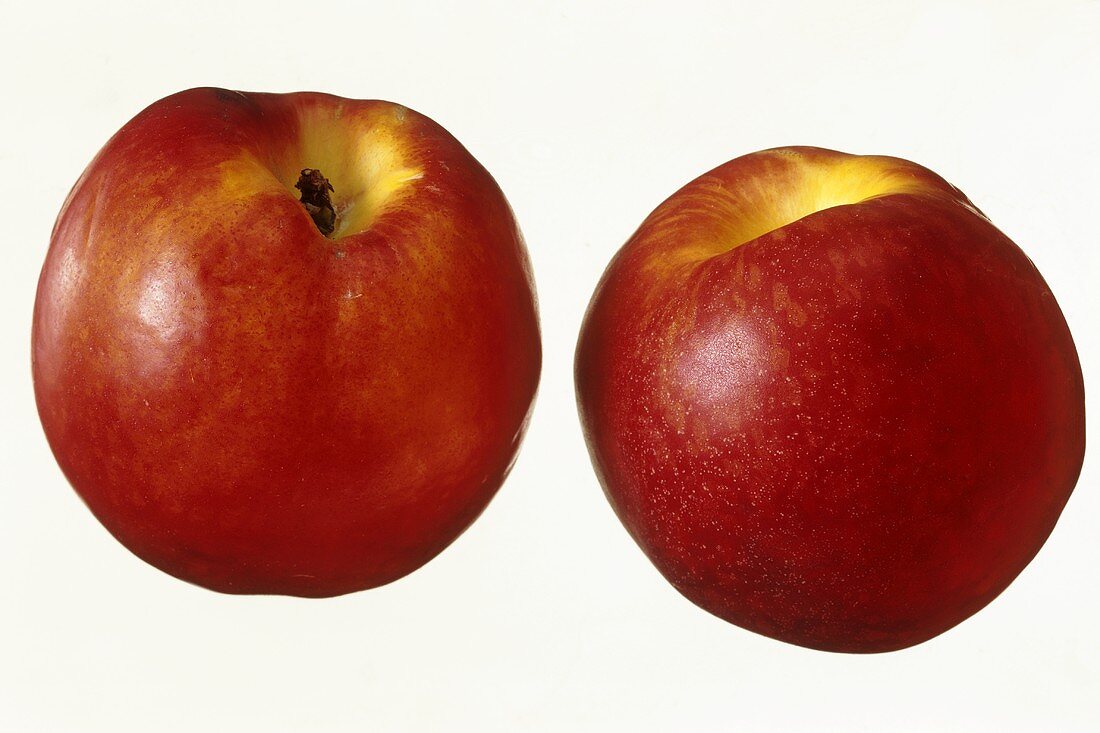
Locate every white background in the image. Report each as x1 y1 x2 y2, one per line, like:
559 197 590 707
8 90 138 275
1 1 1097 730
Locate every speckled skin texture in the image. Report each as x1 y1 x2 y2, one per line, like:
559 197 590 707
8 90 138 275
33 88 541 597
575 147 1084 652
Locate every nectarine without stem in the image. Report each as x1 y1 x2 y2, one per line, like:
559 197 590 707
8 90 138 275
575 147 1084 652
34 88 541 597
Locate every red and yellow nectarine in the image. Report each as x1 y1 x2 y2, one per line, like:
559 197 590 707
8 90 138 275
33 88 541 597
576 146 1084 652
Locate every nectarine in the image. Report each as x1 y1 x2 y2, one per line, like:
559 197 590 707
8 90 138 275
34 88 541 597
575 146 1084 652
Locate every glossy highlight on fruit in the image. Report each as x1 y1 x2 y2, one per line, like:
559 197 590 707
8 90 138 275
34 88 541 597
575 146 1084 653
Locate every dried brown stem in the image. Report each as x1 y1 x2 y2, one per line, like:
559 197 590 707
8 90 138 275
295 168 336 236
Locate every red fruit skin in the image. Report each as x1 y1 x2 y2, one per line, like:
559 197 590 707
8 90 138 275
33 88 541 597
576 147 1084 653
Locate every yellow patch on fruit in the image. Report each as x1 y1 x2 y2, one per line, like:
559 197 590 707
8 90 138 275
717 151 933 254
270 103 425 239
644 149 944 272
